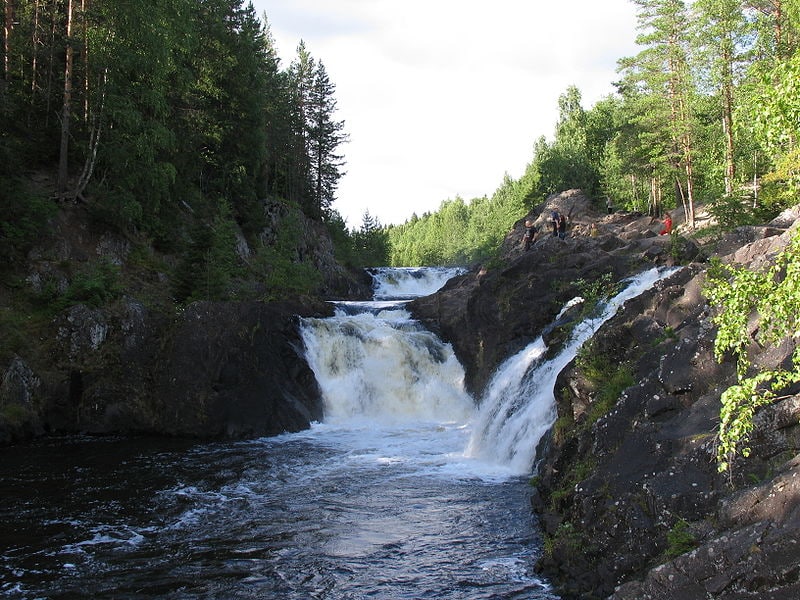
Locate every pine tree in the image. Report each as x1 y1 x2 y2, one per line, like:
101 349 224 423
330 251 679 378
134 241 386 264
619 0 698 225
308 60 347 219
693 0 751 195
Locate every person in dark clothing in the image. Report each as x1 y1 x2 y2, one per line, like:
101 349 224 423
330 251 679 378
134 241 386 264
558 214 567 239
551 211 560 237
522 219 537 251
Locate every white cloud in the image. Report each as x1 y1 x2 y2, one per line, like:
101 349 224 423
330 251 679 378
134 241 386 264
251 0 640 227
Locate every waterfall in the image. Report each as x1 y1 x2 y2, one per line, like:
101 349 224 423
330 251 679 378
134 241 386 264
368 266 466 300
300 308 473 425
300 266 472 427
300 265 677 477
466 267 679 475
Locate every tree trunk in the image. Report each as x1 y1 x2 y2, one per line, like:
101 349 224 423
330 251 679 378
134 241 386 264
57 0 74 199
30 0 41 100
81 0 87 121
3 0 13 81
45 0 58 127
73 66 105 201
721 38 736 196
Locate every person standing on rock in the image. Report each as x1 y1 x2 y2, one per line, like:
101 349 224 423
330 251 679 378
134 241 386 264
659 213 673 235
551 211 560 237
558 213 568 239
522 220 538 251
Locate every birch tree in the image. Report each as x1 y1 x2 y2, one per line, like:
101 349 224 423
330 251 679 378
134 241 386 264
693 0 751 195
619 0 698 226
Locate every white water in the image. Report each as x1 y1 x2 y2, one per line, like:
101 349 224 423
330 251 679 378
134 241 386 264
0 267 680 600
302 266 678 478
368 266 466 300
466 267 678 474
301 309 473 426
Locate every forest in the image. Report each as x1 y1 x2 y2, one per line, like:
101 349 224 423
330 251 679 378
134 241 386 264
382 0 800 267
2 1 800 283
1 0 351 301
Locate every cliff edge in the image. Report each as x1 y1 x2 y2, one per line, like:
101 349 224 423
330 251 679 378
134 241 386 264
411 191 800 599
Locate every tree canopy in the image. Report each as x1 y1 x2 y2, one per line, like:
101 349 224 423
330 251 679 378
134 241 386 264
1 0 349 299
384 0 800 266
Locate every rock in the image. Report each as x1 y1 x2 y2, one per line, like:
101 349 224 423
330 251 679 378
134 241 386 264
151 300 332 437
529 212 800 599
24 296 334 439
0 356 44 443
412 195 800 599
410 192 693 395
56 304 109 360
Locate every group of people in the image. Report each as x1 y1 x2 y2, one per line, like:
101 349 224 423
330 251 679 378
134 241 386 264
521 210 569 251
521 207 674 251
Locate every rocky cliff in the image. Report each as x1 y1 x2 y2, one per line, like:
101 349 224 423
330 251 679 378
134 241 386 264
411 190 800 599
0 200 354 444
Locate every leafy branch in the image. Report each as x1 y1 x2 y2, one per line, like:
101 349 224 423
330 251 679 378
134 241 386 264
704 230 800 472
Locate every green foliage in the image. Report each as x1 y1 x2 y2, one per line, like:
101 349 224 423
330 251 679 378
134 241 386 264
575 273 619 311
665 519 698 558
62 260 123 309
547 457 597 512
0 404 32 428
351 211 389 267
251 205 322 300
575 341 635 426
543 520 583 559
173 202 240 303
708 196 763 229
387 171 533 266
0 181 56 266
2 0 347 269
704 231 800 471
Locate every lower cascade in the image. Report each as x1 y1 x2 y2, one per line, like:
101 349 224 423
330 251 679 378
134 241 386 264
1 266 677 600
466 266 679 473
301 266 679 476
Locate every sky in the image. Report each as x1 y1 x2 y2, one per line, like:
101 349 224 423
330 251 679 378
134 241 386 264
249 0 641 228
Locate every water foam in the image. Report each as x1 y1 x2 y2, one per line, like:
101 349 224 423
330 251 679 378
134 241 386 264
368 266 465 300
466 267 679 474
300 309 473 426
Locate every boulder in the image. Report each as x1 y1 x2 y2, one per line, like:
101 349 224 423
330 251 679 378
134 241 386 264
152 300 332 437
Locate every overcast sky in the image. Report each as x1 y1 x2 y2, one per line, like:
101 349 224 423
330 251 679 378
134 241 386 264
249 1 640 227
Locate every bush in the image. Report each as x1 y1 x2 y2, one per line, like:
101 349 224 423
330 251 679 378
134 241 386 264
576 340 634 426
666 519 697 558
62 260 123 308
0 179 56 267
704 231 800 471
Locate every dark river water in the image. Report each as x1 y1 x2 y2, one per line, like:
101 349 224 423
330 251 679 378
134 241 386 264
1 428 557 599
1 266 677 599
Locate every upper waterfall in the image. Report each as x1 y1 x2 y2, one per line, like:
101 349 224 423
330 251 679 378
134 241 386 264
367 267 466 301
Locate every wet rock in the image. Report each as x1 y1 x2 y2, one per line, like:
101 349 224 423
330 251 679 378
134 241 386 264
152 300 333 437
0 356 44 443
413 194 800 599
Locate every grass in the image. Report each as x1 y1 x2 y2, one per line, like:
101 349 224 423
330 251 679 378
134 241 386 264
665 518 698 558
575 341 635 428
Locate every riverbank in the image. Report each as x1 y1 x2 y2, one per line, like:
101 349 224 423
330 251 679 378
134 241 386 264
0 200 368 444
411 191 800 599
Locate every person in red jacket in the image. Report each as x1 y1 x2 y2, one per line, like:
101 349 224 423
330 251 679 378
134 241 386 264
660 213 673 235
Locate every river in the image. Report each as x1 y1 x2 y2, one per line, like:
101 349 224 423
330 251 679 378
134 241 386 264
0 266 674 599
